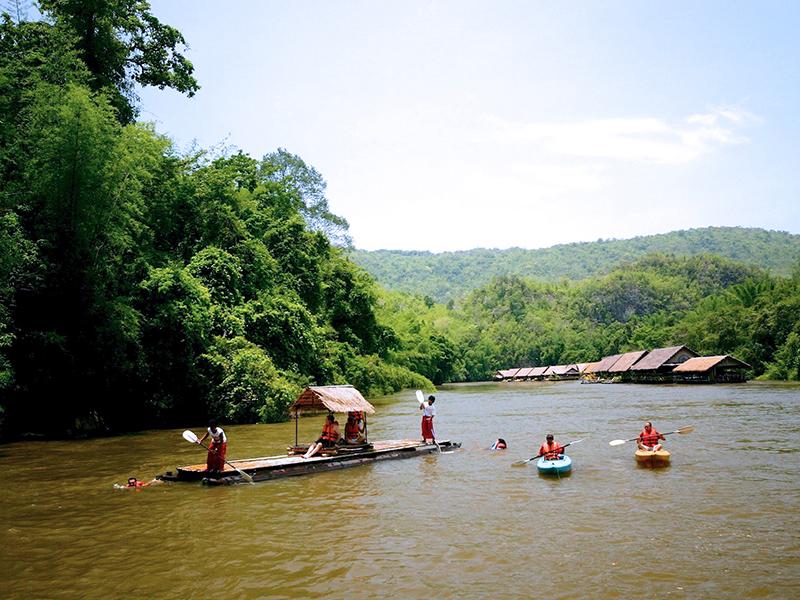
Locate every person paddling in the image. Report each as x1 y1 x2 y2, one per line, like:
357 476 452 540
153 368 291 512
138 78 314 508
538 433 563 460
637 421 665 451
420 395 436 444
197 420 227 475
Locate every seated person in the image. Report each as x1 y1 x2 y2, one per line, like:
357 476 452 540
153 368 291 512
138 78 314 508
303 413 340 459
343 412 365 445
538 434 563 460
490 438 507 450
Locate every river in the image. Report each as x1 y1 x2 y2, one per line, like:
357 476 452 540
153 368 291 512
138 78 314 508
1 381 798 599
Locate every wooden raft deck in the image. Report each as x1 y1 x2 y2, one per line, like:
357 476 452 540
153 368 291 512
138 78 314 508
158 439 460 485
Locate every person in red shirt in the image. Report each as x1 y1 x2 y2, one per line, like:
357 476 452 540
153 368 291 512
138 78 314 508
637 421 665 451
538 433 563 460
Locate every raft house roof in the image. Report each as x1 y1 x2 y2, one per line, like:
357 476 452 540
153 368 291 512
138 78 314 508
545 364 578 376
498 368 521 379
672 355 751 373
584 354 623 374
530 366 549 377
291 385 376 415
515 367 535 378
608 350 649 373
576 363 590 373
629 345 698 371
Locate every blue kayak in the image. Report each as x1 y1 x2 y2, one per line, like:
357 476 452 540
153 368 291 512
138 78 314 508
536 454 572 475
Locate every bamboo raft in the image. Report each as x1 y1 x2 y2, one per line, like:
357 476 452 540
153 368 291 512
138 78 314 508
158 439 461 485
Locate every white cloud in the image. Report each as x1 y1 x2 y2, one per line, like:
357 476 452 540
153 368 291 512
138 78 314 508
486 106 757 165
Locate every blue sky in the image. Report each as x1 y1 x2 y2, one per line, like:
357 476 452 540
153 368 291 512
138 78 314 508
141 1 799 251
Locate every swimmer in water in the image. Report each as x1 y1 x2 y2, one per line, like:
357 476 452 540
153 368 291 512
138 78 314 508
491 438 507 450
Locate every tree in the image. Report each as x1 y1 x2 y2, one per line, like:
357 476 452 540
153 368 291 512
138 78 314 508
260 148 351 246
38 0 198 123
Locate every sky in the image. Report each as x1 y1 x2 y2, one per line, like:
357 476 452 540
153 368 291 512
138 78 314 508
140 0 800 252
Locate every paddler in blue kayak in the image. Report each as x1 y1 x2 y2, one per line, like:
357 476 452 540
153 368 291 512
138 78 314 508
538 433 563 460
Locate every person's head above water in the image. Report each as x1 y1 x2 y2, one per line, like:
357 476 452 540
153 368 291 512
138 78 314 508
127 477 138 487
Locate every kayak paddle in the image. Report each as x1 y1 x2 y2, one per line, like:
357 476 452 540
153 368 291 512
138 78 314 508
608 425 694 446
182 430 255 484
512 438 584 466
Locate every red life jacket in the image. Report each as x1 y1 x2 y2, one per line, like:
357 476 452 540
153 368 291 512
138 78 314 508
539 441 562 460
349 411 363 420
639 428 662 447
345 419 361 439
321 420 338 442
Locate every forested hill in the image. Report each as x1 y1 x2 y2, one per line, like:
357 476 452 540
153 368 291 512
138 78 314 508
350 227 800 302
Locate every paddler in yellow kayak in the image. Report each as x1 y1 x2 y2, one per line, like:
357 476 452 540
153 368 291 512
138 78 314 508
637 421 666 451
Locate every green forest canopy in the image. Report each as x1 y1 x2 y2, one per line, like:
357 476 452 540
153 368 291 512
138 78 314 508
1 3 798 440
350 227 800 303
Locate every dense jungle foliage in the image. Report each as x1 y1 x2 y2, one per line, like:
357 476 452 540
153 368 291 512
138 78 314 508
379 254 800 383
1 3 798 440
0 2 430 437
351 227 800 302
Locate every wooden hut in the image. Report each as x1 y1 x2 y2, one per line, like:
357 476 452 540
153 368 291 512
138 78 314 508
607 350 649 381
494 368 521 381
530 366 549 380
628 345 698 383
584 354 623 377
544 365 580 380
514 367 535 381
671 355 751 383
291 385 376 448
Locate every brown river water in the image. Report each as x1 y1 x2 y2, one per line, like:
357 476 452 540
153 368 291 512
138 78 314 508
2 381 799 599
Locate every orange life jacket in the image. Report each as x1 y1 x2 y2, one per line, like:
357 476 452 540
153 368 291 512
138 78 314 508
345 419 361 439
539 441 562 460
321 420 338 442
639 428 662 447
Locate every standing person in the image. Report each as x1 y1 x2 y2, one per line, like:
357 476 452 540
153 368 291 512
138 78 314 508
303 413 340 459
538 433 563 460
420 395 436 444
197 420 227 474
637 421 665 451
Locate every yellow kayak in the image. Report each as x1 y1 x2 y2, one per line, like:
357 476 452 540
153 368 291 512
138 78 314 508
635 449 671 468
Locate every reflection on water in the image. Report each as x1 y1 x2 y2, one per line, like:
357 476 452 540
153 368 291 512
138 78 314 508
1 381 799 598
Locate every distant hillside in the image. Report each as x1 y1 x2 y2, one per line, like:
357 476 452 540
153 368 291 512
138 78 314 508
350 227 800 302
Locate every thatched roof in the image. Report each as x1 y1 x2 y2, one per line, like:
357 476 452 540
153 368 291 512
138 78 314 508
672 355 751 373
291 385 376 415
629 346 697 371
608 350 649 373
585 354 623 374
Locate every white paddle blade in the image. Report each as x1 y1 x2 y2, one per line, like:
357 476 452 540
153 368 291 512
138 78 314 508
415 389 425 404
182 430 198 444
609 439 626 446
677 426 694 434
